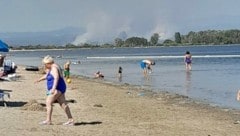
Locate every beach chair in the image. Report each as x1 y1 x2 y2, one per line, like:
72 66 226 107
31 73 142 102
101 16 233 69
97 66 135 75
0 91 10 107
4 59 17 74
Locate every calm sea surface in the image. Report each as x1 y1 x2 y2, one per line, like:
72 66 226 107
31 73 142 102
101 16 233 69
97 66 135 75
7 45 240 109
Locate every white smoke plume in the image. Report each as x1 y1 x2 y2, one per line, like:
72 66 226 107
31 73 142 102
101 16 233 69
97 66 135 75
72 11 131 45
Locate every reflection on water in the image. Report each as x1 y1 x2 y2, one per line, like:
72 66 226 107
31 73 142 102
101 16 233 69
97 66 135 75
141 75 153 87
185 71 192 95
118 76 122 82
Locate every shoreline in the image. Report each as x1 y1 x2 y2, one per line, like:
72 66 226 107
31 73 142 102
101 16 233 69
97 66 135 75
70 72 240 122
0 66 240 135
71 74 240 111
8 44 240 52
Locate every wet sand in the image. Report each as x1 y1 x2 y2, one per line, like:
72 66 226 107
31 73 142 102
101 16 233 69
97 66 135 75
0 66 240 136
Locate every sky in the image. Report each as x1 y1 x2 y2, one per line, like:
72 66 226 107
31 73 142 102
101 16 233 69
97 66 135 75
1 0 240 44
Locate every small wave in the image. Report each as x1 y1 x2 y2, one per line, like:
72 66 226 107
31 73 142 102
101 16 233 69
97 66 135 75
87 55 240 59
194 55 240 58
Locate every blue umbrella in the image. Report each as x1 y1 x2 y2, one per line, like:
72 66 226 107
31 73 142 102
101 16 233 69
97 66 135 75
0 40 9 52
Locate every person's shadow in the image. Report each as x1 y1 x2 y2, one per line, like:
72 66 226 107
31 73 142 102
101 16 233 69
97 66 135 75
72 121 102 126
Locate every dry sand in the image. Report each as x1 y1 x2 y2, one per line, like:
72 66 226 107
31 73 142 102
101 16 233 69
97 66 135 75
0 66 240 136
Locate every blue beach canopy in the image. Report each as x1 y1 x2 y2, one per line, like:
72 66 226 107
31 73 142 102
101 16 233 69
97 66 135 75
0 40 9 52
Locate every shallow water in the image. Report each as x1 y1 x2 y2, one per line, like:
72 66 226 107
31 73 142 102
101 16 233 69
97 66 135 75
8 45 240 109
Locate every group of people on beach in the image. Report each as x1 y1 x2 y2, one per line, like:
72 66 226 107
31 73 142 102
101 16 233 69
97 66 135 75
31 50 240 126
62 50 192 81
33 50 193 126
140 51 192 76
94 66 122 80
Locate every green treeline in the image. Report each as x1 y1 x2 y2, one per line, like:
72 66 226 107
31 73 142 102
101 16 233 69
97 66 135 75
10 29 240 50
180 29 240 45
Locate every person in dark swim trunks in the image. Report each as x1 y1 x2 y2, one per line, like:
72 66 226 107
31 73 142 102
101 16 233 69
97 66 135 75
35 55 74 125
184 51 192 71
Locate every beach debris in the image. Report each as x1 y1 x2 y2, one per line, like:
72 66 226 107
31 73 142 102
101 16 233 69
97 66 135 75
25 66 39 71
137 92 145 96
234 120 240 124
126 91 132 95
2 73 21 81
21 99 46 111
93 104 103 107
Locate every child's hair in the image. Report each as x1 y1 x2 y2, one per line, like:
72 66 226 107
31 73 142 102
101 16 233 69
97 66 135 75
186 51 190 54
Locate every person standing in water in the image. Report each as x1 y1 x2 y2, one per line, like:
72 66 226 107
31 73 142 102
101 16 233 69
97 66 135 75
184 51 192 71
140 59 155 76
117 66 123 81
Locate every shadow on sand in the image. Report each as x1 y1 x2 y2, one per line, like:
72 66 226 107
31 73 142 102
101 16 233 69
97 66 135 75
74 121 102 126
0 101 27 107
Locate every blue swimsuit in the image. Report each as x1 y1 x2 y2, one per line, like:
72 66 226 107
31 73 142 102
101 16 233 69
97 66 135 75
46 71 66 94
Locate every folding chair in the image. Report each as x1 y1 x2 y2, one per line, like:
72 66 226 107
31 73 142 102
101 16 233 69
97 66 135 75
0 92 10 107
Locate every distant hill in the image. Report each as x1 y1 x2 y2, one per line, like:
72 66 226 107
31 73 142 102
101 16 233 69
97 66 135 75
0 27 85 47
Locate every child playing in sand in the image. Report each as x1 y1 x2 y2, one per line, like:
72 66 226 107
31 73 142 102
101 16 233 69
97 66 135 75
94 71 104 79
64 61 71 79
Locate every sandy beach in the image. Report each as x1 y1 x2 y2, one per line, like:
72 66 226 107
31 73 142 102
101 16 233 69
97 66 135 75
0 66 240 136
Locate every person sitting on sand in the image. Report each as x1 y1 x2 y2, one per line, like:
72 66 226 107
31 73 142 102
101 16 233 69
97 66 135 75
3 59 17 74
35 55 74 125
95 71 104 79
140 59 155 76
0 54 5 67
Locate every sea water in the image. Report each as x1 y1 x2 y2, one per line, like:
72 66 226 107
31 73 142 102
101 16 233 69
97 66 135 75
8 45 240 109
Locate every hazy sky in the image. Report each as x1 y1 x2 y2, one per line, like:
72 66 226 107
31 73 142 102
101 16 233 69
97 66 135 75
1 0 240 43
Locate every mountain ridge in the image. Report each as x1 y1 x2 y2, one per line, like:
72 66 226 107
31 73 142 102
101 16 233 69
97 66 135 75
0 27 85 47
